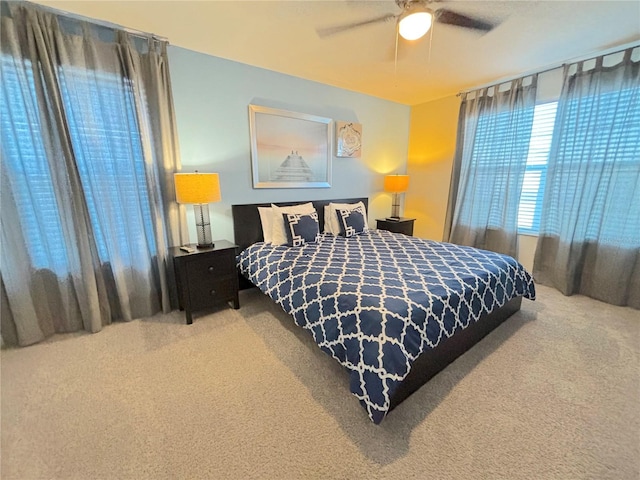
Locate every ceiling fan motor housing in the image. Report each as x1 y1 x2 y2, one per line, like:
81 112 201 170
396 0 432 9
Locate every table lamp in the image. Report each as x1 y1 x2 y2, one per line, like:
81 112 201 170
174 172 221 248
384 174 410 219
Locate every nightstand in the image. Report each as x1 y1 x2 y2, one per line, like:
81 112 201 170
171 240 240 324
376 218 416 236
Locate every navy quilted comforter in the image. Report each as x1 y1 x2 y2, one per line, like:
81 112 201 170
237 230 536 424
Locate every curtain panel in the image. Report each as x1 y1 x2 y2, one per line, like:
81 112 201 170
533 47 640 309
445 76 538 258
0 2 186 346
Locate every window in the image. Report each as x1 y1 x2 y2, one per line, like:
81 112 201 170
480 93 634 236
58 64 157 263
460 99 557 235
457 99 537 232
0 54 155 275
544 87 640 246
1 55 71 274
518 87 638 239
517 102 558 234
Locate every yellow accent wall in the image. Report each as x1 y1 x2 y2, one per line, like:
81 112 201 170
405 95 460 241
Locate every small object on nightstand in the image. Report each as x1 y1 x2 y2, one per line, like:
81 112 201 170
171 241 240 324
376 217 416 236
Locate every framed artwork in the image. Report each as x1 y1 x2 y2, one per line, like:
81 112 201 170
335 121 362 158
249 105 332 189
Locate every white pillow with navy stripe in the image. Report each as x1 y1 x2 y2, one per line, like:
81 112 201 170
283 212 320 247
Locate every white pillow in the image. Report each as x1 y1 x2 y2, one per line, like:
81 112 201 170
271 202 315 245
258 206 274 243
326 201 367 235
323 205 332 233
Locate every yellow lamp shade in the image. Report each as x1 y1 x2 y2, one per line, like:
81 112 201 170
384 174 410 193
174 172 221 204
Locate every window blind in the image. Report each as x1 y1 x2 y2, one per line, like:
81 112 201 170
544 87 640 246
1 55 71 274
459 103 536 230
1 54 156 274
517 102 558 233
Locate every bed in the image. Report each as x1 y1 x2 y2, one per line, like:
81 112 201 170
232 198 536 424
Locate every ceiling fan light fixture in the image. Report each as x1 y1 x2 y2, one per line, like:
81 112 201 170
398 7 432 41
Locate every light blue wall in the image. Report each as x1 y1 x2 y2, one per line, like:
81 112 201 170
168 46 411 244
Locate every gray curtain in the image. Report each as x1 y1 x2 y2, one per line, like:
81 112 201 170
445 76 538 258
533 47 640 309
0 2 187 346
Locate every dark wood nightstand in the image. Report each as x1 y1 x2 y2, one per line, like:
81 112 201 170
376 218 416 236
171 240 240 324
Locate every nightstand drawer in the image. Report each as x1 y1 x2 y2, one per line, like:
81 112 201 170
184 250 235 279
188 275 237 310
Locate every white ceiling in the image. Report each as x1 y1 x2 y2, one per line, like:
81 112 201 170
36 1 640 105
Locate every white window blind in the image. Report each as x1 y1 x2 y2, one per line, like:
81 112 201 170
58 64 157 263
459 103 537 230
0 54 155 274
1 55 71 274
517 102 558 233
544 87 640 246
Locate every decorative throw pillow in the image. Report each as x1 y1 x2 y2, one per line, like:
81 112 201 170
337 205 368 237
326 201 367 234
271 202 315 245
283 212 320 247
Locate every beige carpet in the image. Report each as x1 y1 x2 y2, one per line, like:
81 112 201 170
1 285 639 480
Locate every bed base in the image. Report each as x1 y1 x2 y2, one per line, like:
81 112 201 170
388 296 521 411
231 199 523 415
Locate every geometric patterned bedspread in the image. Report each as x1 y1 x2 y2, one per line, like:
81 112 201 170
237 230 536 424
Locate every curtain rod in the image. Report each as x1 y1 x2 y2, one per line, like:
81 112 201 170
25 1 169 43
457 40 640 97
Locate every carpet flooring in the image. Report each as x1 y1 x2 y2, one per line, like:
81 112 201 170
1 284 638 479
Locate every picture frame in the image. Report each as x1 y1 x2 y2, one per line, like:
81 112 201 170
249 105 333 189
335 121 362 158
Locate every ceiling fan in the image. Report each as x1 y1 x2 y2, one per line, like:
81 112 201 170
317 0 496 41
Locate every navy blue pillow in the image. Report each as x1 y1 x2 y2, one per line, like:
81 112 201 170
337 206 367 237
283 212 320 247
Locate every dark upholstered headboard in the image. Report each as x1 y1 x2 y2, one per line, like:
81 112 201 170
231 198 368 252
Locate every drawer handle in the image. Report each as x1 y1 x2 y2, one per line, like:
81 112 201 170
208 266 214 273
210 289 216 296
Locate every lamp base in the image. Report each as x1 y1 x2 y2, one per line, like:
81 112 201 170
390 192 401 219
194 204 214 248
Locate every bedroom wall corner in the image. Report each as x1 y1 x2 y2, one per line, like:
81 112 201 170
405 94 460 241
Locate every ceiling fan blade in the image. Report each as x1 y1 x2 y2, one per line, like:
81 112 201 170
435 9 495 32
316 13 398 38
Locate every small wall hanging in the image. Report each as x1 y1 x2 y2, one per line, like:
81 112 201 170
335 121 362 158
